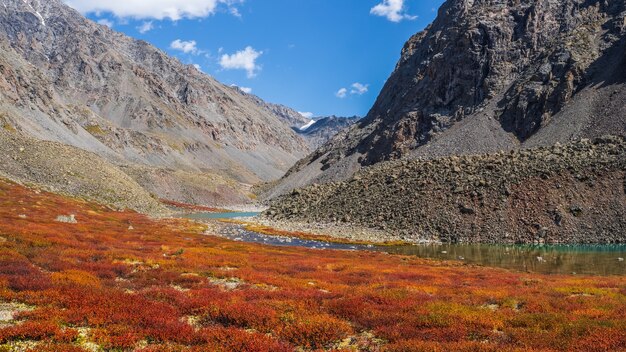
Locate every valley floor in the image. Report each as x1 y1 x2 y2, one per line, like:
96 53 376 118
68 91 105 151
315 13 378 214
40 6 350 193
0 179 625 351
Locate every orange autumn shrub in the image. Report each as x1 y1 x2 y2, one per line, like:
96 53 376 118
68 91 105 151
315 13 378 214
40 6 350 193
576 327 626 352
203 300 279 332
277 314 353 349
0 252 52 291
0 321 77 344
196 326 292 352
92 325 142 349
383 340 508 352
51 269 102 288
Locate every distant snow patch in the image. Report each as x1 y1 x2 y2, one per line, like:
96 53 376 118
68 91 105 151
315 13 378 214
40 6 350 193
22 0 46 26
299 120 316 131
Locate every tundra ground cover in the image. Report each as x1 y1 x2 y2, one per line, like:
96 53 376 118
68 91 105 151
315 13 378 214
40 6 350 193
0 179 625 351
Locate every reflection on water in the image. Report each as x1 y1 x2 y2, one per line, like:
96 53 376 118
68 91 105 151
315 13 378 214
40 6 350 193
216 224 626 276
189 212 626 276
384 244 626 276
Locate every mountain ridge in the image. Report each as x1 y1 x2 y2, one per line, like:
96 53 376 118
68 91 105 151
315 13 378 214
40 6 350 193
232 86 361 149
0 0 310 209
269 0 626 197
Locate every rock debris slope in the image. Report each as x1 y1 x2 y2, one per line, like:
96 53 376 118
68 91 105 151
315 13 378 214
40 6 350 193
0 0 309 208
266 136 626 244
273 0 626 195
0 130 167 214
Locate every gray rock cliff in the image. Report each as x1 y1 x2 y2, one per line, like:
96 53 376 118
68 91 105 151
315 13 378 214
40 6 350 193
273 0 626 196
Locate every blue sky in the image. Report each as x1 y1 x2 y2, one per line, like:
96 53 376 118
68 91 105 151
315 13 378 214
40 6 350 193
65 0 445 118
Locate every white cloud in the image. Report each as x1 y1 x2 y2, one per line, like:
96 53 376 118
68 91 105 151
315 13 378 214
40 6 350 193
298 112 314 119
219 46 263 78
97 18 114 27
229 6 241 17
137 21 154 33
336 88 348 98
336 83 369 98
62 0 243 21
193 64 202 71
170 39 198 54
350 82 369 95
370 0 417 22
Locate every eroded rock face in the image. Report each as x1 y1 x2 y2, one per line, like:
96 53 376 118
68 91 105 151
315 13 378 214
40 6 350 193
364 0 625 160
277 0 626 193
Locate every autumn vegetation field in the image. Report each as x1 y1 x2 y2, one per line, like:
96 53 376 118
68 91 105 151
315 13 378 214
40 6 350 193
0 179 625 351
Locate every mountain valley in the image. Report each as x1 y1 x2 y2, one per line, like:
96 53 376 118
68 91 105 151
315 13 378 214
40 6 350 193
0 0 625 350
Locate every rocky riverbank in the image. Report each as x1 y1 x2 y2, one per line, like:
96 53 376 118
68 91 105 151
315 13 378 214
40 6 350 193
241 218 407 244
265 136 626 244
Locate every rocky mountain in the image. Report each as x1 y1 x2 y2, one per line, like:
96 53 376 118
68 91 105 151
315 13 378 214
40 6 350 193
271 0 626 196
297 116 360 149
0 0 310 208
266 136 626 244
231 87 313 130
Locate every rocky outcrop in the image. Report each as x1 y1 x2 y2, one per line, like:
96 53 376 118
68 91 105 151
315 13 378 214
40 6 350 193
55 214 77 224
266 136 626 244
0 0 309 188
273 0 626 195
